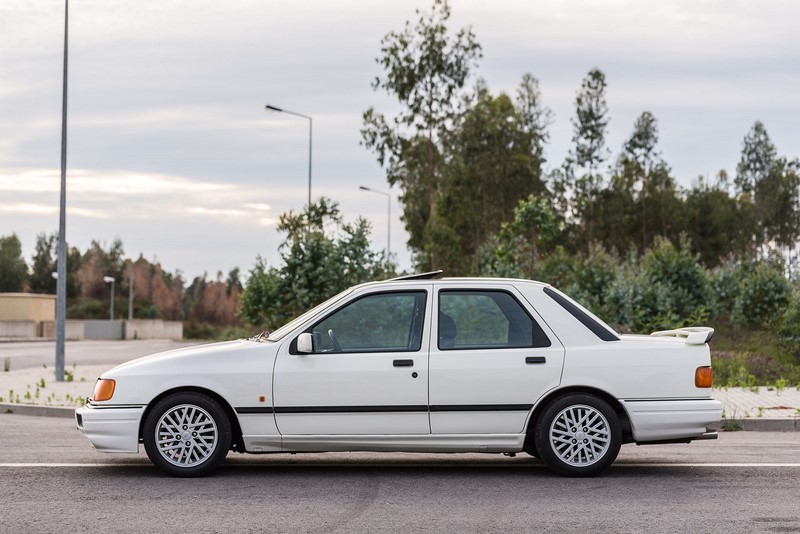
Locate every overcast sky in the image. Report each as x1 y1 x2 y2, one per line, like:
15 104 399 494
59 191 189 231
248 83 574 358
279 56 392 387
1 0 798 281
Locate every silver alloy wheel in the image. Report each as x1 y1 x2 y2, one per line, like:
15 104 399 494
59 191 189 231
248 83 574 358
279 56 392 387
548 403 611 467
155 404 218 468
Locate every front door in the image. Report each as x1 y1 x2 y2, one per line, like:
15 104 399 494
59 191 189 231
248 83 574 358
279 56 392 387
273 288 431 435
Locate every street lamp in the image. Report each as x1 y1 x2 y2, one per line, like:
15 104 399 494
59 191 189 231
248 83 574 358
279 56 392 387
103 276 115 320
359 185 391 259
265 104 312 206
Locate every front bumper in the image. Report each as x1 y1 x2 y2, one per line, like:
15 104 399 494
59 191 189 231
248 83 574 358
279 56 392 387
620 398 723 442
75 404 146 453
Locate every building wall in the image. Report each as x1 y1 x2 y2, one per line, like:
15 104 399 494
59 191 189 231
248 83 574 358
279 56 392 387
0 293 56 323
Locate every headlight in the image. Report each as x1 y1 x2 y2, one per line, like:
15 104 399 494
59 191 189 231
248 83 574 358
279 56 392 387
92 379 116 401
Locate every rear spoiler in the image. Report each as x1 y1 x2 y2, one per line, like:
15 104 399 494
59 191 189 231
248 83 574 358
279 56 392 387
650 327 714 345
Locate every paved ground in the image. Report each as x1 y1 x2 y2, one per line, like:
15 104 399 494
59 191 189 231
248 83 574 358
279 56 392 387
1 340 798 429
1 414 799 533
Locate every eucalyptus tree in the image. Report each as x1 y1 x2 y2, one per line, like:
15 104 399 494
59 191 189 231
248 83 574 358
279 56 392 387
618 111 660 249
567 69 610 248
361 0 482 270
440 75 553 274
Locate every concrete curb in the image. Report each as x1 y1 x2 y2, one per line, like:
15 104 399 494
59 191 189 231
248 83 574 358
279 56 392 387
0 402 76 419
709 418 798 432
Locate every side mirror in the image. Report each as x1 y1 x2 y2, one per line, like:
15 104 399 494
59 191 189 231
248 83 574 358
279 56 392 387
297 332 314 354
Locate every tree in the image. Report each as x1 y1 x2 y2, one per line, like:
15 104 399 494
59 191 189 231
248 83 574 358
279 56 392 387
617 111 660 249
756 157 800 253
361 0 482 270
683 172 756 267
240 198 396 329
29 232 57 294
567 69 610 248
76 239 125 299
439 76 553 274
0 234 28 292
475 194 560 279
735 121 776 195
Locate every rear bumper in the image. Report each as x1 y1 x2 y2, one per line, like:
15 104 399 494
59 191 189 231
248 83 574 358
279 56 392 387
620 398 723 442
75 404 146 453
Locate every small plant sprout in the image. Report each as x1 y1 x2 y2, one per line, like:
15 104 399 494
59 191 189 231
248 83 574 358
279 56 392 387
65 370 74 382
774 378 788 395
38 378 46 389
757 406 764 418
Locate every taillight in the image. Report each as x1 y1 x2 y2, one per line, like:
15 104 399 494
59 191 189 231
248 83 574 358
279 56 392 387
695 366 713 388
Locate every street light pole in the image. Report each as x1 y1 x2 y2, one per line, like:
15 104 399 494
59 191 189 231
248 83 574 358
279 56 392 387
359 185 391 259
55 0 69 382
103 276 115 320
265 104 312 206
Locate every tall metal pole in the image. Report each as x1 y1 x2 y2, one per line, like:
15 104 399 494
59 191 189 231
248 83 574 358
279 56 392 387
55 0 69 382
265 104 312 206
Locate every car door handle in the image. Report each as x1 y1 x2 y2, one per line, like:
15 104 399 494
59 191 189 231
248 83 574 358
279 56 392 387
525 356 546 364
393 359 414 367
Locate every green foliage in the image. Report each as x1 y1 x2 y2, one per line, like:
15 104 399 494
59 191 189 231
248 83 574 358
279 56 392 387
29 232 57 293
362 0 482 271
0 234 28 292
475 194 560 278
775 289 800 365
240 198 395 330
730 262 790 327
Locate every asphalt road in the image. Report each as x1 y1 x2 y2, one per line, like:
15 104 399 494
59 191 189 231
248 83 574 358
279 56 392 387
1 414 799 533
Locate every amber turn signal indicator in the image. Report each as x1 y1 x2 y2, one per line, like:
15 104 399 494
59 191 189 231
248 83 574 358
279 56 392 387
92 379 116 401
695 366 713 388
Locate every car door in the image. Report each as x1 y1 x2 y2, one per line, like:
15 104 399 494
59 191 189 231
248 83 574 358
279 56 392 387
429 284 565 434
273 287 431 435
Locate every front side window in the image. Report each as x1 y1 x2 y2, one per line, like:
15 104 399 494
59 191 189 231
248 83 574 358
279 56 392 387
438 290 550 350
309 291 427 353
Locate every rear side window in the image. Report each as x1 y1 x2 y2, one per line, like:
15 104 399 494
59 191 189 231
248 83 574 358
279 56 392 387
438 290 551 350
543 286 619 342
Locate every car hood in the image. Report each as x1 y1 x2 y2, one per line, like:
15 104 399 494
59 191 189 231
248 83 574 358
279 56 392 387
102 339 273 378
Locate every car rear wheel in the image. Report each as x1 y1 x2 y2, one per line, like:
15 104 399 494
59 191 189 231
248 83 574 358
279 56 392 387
143 392 231 477
534 393 621 477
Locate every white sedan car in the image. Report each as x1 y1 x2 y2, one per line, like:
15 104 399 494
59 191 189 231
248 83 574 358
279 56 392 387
76 273 721 477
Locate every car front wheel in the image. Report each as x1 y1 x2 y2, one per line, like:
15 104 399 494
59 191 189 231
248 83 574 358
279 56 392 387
143 392 232 477
534 393 621 477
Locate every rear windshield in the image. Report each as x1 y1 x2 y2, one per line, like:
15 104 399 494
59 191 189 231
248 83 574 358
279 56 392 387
543 286 619 342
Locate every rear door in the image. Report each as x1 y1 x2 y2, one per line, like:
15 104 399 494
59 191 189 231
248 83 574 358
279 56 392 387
429 284 565 434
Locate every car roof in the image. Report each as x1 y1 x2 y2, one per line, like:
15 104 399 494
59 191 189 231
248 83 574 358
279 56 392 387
352 275 550 291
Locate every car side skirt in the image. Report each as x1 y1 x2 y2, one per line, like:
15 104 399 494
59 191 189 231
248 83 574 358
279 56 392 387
243 434 526 454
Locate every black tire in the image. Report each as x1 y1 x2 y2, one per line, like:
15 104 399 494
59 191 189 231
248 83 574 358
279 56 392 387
534 393 621 477
143 392 232 477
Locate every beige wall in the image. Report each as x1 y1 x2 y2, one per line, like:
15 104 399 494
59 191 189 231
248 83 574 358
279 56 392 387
0 293 56 323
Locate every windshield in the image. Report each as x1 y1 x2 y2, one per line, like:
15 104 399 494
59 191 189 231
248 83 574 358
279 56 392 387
267 287 356 341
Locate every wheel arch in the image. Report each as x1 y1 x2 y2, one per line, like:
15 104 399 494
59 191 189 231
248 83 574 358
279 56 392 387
523 386 633 454
138 386 245 453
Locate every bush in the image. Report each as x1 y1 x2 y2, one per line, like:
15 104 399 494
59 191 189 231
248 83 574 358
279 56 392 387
775 288 800 365
730 262 790 327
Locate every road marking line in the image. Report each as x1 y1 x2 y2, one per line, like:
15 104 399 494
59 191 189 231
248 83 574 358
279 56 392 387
1 462 800 468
